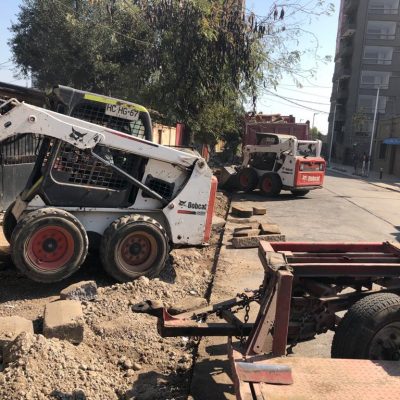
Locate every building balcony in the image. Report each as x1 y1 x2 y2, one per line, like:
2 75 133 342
341 22 356 40
337 87 349 100
344 0 359 16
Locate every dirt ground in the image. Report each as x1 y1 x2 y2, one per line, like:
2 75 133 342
0 191 230 400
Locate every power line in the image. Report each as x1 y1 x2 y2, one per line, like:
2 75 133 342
275 86 332 99
264 90 330 105
278 83 332 89
264 90 329 114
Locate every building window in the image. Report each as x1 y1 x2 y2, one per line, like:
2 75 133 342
369 0 399 14
366 21 397 39
379 142 387 159
358 95 387 113
360 71 391 89
363 46 393 64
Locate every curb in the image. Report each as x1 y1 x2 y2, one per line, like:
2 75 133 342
328 167 400 194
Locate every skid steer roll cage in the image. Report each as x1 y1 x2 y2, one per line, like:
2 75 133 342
0 99 203 209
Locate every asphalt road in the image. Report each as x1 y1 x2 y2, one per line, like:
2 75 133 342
266 171 400 358
267 171 400 243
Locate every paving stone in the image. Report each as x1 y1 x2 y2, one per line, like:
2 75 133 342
260 223 281 234
252 206 267 215
60 280 98 302
43 300 84 344
212 215 226 229
232 229 261 238
233 222 260 232
0 316 33 352
231 206 253 218
232 234 286 249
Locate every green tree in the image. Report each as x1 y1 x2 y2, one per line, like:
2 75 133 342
9 0 334 146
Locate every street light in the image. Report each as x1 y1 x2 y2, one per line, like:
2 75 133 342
312 112 319 128
328 104 337 166
367 86 380 177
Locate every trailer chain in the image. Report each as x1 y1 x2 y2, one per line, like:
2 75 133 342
193 290 261 323
287 310 312 355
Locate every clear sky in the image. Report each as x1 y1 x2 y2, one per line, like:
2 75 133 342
0 0 339 133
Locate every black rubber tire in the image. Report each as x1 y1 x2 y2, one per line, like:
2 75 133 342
236 168 259 192
3 201 17 243
290 190 310 197
331 293 400 360
10 208 88 283
100 214 169 282
259 172 282 197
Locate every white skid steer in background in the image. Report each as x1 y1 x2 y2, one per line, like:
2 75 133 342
0 99 217 283
221 133 326 197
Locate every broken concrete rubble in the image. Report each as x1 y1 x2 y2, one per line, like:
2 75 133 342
60 280 98 301
231 205 253 218
252 206 267 215
0 316 33 356
43 300 84 344
232 234 286 248
260 223 281 234
232 229 261 238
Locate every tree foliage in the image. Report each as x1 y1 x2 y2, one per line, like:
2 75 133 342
9 0 334 144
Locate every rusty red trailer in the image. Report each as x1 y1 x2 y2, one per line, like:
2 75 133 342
134 241 400 399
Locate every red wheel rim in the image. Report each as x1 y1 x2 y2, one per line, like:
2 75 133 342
26 226 74 271
116 231 158 273
262 177 272 192
239 174 249 187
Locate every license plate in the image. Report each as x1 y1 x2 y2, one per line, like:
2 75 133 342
105 104 139 121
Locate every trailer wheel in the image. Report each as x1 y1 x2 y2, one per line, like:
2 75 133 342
331 293 400 360
10 208 88 283
237 168 258 192
3 201 17 243
291 190 310 197
259 173 282 197
100 214 169 282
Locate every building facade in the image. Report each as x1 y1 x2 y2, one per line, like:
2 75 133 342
328 0 400 166
373 116 400 175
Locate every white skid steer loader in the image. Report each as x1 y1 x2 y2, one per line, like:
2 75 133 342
0 99 217 283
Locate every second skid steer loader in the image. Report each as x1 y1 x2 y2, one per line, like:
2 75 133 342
0 98 217 283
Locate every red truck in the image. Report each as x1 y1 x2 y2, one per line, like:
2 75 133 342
243 113 310 145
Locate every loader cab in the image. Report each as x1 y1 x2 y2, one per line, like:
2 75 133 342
46 85 153 141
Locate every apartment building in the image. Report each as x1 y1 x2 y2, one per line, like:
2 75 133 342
328 0 400 164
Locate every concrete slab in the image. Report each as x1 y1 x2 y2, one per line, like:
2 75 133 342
60 280 97 302
43 300 84 344
0 316 33 351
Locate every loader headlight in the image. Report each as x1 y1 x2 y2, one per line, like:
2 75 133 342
299 164 305 171
319 163 325 171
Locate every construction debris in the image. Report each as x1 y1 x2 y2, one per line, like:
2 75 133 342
260 223 281 234
60 280 98 302
233 229 261 238
232 234 286 249
233 222 260 231
0 316 33 353
231 205 254 218
43 300 84 344
252 206 267 215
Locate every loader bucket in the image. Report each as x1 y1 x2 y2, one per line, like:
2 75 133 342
218 166 238 189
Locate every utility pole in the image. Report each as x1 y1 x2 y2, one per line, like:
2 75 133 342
328 104 337 166
312 112 319 128
367 86 380 177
